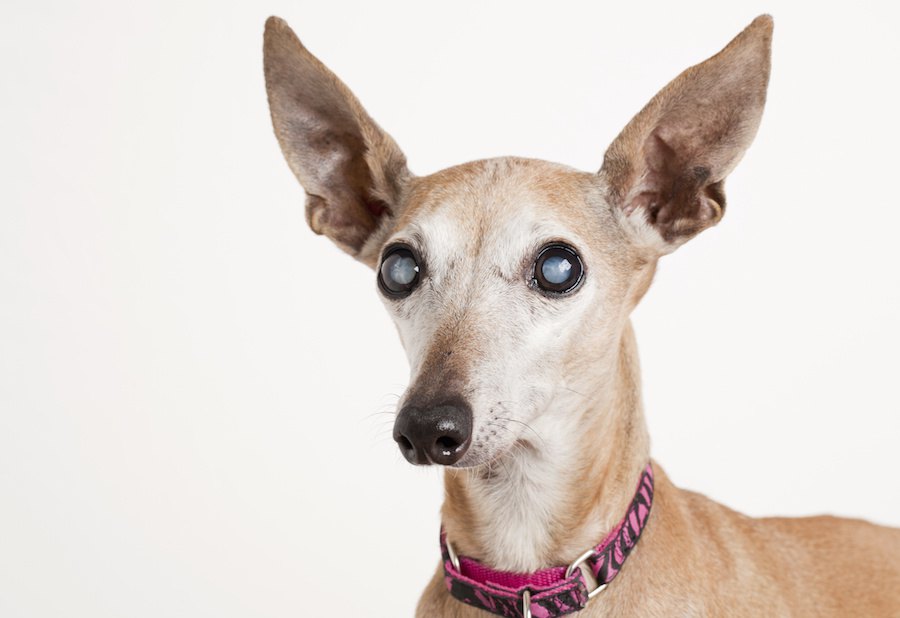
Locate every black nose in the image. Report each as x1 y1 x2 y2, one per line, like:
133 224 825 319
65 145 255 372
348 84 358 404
393 401 473 465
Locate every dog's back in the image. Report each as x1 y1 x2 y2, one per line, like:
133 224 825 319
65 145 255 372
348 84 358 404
641 468 900 616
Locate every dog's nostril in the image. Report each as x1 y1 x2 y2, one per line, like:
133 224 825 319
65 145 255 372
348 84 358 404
436 435 460 453
397 435 414 451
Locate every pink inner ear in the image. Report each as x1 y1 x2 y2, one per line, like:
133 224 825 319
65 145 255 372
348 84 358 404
627 131 725 239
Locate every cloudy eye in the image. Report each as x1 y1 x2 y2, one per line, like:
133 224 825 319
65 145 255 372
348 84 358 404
379 245 421 297
533 244 584 295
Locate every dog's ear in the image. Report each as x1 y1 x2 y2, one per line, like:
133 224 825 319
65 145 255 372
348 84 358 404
600 15 772 254
264 17 411 266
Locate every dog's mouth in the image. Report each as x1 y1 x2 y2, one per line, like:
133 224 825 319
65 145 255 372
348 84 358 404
468 439 536 477
442 431 538 472
392 395 543 469
393 424 532 471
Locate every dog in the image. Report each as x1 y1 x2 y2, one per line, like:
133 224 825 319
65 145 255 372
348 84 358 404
263 15 900 617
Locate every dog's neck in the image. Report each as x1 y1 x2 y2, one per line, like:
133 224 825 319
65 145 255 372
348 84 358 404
441 321 650 572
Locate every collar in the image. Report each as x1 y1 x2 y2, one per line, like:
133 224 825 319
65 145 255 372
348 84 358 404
440 463 654 618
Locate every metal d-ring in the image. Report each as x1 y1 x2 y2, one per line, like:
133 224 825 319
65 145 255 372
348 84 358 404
522 589 532 618
445 539 461 571
565 549 608 599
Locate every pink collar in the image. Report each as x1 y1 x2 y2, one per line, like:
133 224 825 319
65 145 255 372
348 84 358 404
441 464 654 618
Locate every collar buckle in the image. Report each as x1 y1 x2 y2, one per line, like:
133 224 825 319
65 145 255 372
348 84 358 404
565 548 607 599
445 538 461 571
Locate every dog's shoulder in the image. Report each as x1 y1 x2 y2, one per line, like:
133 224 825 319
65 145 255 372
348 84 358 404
656 473 900 615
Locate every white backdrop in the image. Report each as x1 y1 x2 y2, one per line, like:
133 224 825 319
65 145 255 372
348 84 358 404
2 1 898 616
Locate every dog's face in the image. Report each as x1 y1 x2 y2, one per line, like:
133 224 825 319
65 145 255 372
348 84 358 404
264 16 771 467
376 160 647 467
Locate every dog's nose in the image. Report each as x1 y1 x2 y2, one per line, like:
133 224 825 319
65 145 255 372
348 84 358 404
393 401 473 465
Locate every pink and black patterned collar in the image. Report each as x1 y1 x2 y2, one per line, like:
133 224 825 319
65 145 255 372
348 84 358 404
441 464 654 618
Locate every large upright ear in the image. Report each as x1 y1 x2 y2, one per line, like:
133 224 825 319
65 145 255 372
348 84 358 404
263 17 412 265
600 15 773 254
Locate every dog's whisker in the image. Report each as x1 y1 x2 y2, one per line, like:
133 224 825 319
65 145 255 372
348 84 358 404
362 410 398 421
559 385 588 399
494 416 546 447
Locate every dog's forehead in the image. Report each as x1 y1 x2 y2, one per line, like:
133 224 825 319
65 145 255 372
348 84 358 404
396 158 610 269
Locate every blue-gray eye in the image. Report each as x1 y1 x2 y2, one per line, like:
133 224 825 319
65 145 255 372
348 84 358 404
379 246 421 297
533 244 584 294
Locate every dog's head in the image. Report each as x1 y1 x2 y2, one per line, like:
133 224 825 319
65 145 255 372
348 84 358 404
264 16 772 468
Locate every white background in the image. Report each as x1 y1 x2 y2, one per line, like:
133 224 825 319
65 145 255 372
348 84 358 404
2 1 898 616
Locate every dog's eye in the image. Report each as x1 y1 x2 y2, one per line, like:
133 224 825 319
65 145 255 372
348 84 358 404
533 244 584 294
379 245 421 297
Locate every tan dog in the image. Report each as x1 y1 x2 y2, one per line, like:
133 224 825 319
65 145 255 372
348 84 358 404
263 15 900 616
